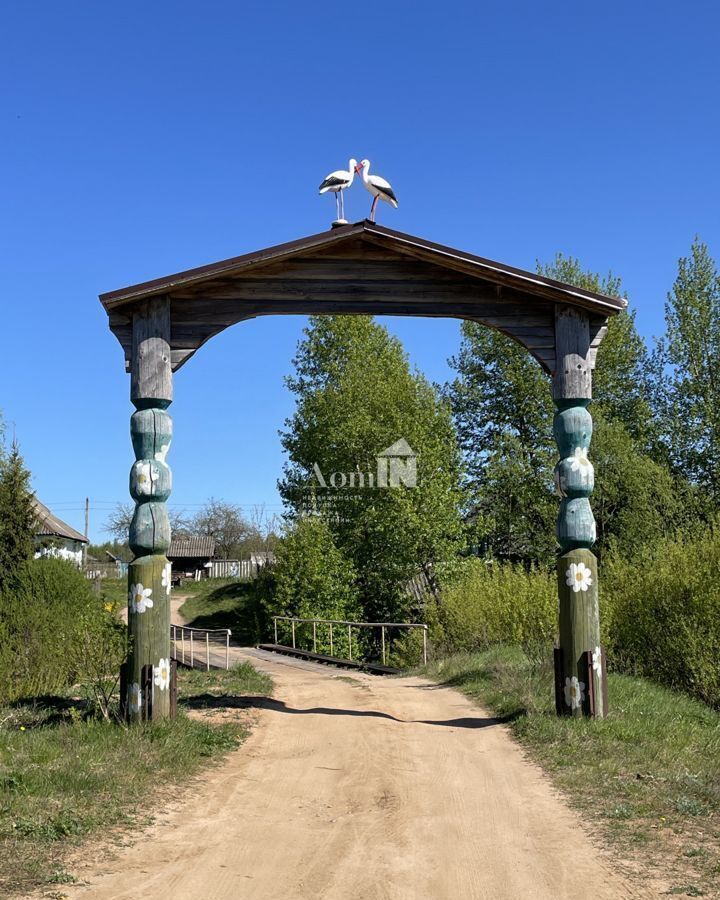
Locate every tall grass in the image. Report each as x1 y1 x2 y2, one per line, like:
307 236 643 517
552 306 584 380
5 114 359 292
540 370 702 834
603 524 720 707
429 527 720 708
433 558 557 661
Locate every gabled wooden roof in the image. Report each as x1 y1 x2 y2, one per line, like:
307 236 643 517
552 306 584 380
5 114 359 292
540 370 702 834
100 220 627 374
33 498 88 544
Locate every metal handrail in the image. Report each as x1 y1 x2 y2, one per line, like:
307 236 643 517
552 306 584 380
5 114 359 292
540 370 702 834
170 624 232 671
272 616 428 665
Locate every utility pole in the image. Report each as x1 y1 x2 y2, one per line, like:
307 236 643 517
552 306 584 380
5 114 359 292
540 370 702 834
83 497 89 568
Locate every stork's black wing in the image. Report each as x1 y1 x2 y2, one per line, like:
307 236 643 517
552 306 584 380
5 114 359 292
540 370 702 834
377 183 398 204
318 174 349 191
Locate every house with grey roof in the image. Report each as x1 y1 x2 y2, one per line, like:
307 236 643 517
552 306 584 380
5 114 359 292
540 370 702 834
33 498 88 568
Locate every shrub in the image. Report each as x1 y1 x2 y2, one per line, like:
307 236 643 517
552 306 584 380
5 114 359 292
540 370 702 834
0 558 124 704
435 558 557 661
269 518 359 655
603 524 720 707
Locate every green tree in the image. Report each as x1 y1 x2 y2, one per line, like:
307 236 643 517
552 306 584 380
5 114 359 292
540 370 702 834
447 324 555 563
272 517 359 622
537 254 655 445
448 254 680 566
656 238 720 502
0 441 36 592
280 316 465 622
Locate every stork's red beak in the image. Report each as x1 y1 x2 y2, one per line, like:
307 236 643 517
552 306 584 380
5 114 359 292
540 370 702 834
355 163 363 173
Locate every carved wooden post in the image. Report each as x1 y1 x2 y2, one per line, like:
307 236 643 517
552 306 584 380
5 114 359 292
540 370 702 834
553 307 606 718
126 296 173 721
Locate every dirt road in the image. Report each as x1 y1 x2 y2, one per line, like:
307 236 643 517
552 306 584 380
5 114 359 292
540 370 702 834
63 649 652 900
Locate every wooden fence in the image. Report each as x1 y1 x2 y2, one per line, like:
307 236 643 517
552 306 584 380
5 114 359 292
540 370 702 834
209 559 259 579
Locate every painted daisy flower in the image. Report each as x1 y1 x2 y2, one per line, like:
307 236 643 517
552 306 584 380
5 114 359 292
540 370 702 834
592 646 603 676
128 682 142 715
569 446 592 474
565 562 593 593
564 675 585 710
154 658 170 691
161 562 172 596
134 461 158 495
154 442 171 463
129 583 154 614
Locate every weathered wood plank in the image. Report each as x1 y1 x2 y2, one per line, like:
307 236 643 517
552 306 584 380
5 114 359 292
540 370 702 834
553 306 592 400
131 296 172 408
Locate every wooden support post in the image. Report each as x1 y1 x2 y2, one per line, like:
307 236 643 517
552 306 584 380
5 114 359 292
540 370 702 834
169 659 178 719
553 306 606 718
126 296 173 722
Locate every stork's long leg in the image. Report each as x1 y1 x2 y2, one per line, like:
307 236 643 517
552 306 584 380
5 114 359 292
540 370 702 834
335 191 340 220
370 195 378 222
339 188 344 220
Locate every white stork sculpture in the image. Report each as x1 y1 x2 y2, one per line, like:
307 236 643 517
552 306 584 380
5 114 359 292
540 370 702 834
318 159 358 224
355 159 398 222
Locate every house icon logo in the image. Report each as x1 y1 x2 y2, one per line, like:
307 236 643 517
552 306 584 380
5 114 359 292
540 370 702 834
312 438 418 490
377 439 417 488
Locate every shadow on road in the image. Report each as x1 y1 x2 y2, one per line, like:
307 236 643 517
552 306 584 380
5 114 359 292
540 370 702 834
180 693 520 729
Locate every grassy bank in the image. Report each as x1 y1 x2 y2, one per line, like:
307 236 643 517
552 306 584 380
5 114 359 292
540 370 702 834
0 662 272 897
424 647 720 897
179 578 268 644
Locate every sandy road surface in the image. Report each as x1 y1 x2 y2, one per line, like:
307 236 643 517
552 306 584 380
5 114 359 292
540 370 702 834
61 648 653 900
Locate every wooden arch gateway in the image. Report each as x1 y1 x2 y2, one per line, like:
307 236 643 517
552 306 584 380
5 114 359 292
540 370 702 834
101 220 626 721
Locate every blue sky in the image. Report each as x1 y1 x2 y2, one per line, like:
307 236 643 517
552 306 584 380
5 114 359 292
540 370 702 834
1 1 718 541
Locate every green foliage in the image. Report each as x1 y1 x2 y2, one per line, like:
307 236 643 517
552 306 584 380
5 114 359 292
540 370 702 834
0 559 121 705
447 322 556 562
591 417 687 559
537 253 655 445
0 442 36 593
656 238 720 503
447 253 683 566
430 519 720 710
280 316 465 622
272 517 358 621
179 578 270 645
86 540 132 563
603 524 720 707
432 558 557 661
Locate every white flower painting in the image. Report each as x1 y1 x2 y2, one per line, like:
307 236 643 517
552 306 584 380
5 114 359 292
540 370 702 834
128 583 154 614
565 562 593 593
154 658 170 691
128 682 142 715
134 461 157 495
154 442 171 463
161 562 172 596
569 446 592 474
592 646 603 677
564 676 585 710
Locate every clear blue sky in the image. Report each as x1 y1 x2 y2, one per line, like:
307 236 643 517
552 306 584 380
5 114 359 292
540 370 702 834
1 1 718 541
